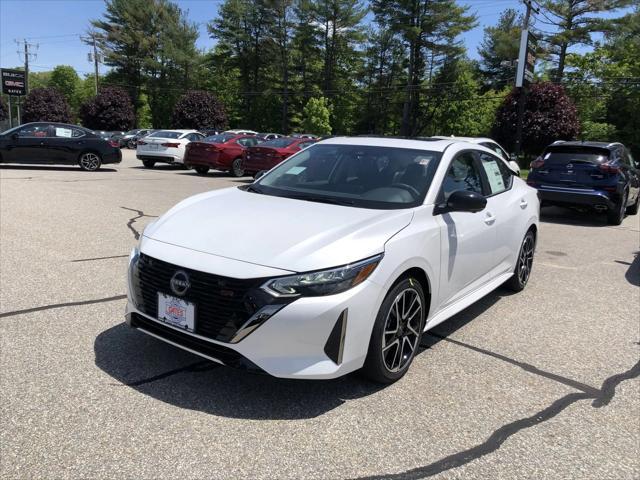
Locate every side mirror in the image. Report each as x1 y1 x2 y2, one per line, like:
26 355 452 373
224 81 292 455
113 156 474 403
254 170 267 180
435 190 487 214
508 160 521 175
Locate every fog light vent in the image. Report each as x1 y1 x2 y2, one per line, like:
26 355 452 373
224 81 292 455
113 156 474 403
324 309 348 365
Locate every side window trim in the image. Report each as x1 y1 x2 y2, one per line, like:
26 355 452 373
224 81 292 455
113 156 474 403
436 149 486 203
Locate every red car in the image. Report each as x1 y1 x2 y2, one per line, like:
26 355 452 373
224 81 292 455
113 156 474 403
242 137 317 176
184 133 262 177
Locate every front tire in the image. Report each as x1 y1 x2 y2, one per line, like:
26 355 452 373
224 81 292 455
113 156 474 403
362 277 426 384
626 193 639 215
230 158 245 177
505 230 536 292
79 152 102 171
195 166 210 175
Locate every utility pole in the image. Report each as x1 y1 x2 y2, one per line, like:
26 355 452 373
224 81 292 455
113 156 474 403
514 0 539 159
82 33 101 94
14 39 37 125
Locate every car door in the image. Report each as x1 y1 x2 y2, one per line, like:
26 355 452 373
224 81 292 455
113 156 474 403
47 125 87 164
435 151 499 309
3 123 51 163
477 151 526 273
621 148 640 205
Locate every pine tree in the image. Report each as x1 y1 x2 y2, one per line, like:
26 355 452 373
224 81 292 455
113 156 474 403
478 9 523 89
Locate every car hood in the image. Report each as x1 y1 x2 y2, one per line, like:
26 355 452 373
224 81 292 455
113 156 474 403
143 187 413 272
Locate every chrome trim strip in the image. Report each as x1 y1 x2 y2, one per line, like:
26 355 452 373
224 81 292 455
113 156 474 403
136 327 226 366
337 309 348 365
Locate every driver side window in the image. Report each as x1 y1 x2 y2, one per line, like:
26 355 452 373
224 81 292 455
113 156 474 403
441 152 483 200
17 124 49 138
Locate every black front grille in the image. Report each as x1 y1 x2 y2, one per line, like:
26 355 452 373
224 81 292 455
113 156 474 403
131 253 268 342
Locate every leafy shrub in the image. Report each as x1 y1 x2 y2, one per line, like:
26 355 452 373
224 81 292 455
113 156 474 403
492 82 580 155
78 86 135 131
22 87 72 123
0 96 8 121
171 90 228 130
302 97 331 135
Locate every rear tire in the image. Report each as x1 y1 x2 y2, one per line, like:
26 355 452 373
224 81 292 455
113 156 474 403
230 158 245 177
626 193 639 215
142 160 155 168
362 277 426 384
505 230 536 292
195 166 210 175
78 152 102 171
607 191 627 225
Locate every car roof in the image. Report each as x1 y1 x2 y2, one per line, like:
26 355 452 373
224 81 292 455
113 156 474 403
318 136 459 152
430 135 496 144
548 140 624 150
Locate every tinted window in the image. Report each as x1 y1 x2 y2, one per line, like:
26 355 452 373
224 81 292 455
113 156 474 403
205 134 236 143
255 144 442 209
481 141 508 160
544 146 609 165
238 138 259 147
148 130 182 139
261 138 296 148
441 152 483 200
479 152 512 195
17 124 49 137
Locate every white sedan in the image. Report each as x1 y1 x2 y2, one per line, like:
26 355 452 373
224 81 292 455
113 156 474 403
136 129 204 168
126 137 539 383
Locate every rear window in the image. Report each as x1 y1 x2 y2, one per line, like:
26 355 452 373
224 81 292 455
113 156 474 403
545 146 609 165
148 130 182 139
205 134 236 143
259 138 296 148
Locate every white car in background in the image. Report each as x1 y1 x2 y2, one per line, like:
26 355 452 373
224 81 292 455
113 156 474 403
224 129 258 136
431 136 520 175
136 129 205 168
126 137 539 383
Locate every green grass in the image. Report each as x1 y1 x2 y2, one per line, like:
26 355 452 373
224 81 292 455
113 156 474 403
519 169 529 179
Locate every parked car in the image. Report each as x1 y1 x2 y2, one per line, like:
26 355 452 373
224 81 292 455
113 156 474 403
116 129 154 149
257 133 284 141
527 141 640 225
242 136 317 177
184 133 262 176
199 128 221 137
136 129 205 168
126 137 539 383
93 130 117 141
0 122 121 171
431 136 519 174
290 133 318 139
224 129 258 136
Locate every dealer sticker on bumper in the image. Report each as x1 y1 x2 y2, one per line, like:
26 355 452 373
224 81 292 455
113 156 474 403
157 292 195 332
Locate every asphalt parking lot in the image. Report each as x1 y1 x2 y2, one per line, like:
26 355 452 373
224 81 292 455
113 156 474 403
1 150 638 479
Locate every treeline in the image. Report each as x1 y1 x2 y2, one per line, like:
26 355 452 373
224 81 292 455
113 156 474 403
2 0 638 156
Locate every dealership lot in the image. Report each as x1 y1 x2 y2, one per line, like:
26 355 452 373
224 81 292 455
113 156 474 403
1 150 638 479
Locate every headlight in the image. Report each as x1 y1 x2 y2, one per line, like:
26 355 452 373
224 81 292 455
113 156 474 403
262 254 383 297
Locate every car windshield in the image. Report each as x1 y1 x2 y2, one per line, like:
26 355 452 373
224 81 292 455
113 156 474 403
253 144 441 209
205 134 236 143
260 138 296 148
545 147 609 165
148 130 182 139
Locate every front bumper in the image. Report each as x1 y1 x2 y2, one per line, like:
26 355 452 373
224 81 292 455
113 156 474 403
534 185 616 209
125 247 384 379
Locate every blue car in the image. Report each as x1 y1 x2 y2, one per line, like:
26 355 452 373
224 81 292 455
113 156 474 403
527 141 640 225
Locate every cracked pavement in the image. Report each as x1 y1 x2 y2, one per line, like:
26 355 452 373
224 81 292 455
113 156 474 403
1 152 639 479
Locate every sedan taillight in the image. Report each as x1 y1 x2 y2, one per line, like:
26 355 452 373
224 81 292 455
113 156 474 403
530 156 544 169
108 140 119 148
162 142 180 148
599 162 620 174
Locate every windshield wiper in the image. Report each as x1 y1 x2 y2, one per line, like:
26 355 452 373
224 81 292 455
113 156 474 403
246 185 263 194
288 194 355 206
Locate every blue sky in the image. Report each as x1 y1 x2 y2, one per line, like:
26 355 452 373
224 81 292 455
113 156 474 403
0 0 630 78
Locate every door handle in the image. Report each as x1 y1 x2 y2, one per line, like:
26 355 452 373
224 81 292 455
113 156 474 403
520 199 528 209
484 212 496 225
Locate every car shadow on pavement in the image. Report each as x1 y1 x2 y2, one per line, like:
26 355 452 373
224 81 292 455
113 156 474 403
619 251 640 287
539 206 609 227
0 164 118 172
94 322 384 420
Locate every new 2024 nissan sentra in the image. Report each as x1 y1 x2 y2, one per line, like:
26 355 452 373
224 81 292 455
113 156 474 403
126 137 539 383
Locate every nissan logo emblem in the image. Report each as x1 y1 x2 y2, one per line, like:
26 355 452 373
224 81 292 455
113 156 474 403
170 270 191 296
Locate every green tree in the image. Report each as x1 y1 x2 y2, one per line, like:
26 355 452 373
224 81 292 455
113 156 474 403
477 9 522 88
302 96 331 134
372 0 477 136
28 71 51 90
538 0 632 81
49 65 81 113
